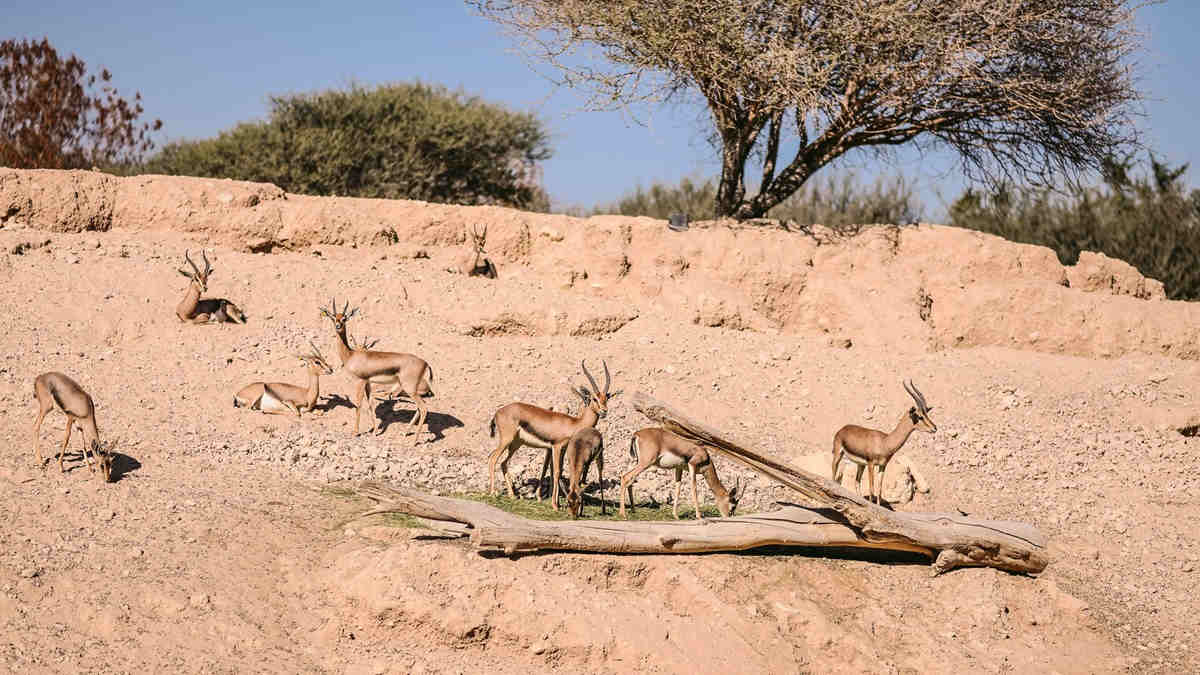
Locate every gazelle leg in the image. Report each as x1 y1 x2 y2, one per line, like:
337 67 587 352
878 464 887 506
364 381 379 435
672 467 683 519
618 460 656 518
689 464 703 520
352 380 367 435
59 417 74 473
487 432 518 495
536 447 551 502
832 443 844 482
551 441 568 510
854 464 865 495
867 463 877 505
410 392 428 444
598 452 606 515
32 401 51 467
494 438 522 497
78 425 95 472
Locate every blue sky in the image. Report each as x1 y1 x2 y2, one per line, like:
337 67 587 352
7 1 1197 218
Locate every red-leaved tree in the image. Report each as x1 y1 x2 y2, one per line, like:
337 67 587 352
0 37 162 169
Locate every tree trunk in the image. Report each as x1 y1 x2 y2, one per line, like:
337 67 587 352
353 393 1049 576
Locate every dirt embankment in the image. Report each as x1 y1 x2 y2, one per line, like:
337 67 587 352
2 169 1199 673
3 168 1196 361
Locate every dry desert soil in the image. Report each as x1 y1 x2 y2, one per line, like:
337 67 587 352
0 169 1198 673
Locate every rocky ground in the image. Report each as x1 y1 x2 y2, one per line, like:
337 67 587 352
0 173 1198 672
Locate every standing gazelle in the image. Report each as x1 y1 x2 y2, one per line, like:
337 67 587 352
562 427 605 519
487 360 620 509
319 299 435 441
233 341 334 417
32 372 114 481
175 250 245 324
620 427 741 520
832 380 937 505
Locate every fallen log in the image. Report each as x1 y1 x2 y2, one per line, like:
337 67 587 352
630 392 1048 575
353 392 1049 575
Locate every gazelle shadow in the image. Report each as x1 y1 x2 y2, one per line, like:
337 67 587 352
44 450 141 482
109 452 141 482
314 394 355 412
374 401 464 442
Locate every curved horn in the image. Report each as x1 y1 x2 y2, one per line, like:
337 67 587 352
201 250 212 276
602 360 612 394
308 339 324 359
904 380 929 412
184 250 200 277
580 360 601 395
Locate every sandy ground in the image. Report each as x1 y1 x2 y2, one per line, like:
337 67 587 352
0 211 1198 672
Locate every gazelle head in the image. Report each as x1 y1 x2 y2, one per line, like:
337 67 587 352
573 359 621 419
177 250 212 293
92 438 116 483
903 380 937 433
714 476 742 518
470 224 488 254
302 340 334 375
567 490 584 519
319 298 360 334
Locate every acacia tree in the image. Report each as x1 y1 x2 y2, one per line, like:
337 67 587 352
470 1 1145 219
0 38 162 169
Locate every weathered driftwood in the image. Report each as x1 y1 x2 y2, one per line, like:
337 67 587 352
630 392 1048 575
354 392 1049 575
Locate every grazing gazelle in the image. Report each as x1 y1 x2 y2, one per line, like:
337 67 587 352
175 250 245 324
449 223 497 279
561 427 605 519
233 342 334 417
32 372 115 481
319 298 435 441
832 380 937 505
619 427 741 520
487 360 620 509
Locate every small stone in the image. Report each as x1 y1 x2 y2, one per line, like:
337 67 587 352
19 568 38 579
190 593 210 607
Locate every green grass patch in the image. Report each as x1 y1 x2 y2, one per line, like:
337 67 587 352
459 492 729 522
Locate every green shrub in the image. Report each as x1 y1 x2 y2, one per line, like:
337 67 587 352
950 156 1200 300
593 172 921 228
143 82 551 209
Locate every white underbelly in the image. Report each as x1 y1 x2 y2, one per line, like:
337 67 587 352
655 451 687 469
841 453 870 466
259 389 292 413
516 427 555 450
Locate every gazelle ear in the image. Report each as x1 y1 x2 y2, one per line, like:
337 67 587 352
178 269 193 277
608 389 623 399
575 386 591 402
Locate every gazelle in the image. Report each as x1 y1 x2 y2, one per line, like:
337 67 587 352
487 360 620 509
562 427 605 519
832 380 937 505
619 427 741 520
319 298 435 441
175 250 246 324
449 223 497 278
233 341 334 417
32 372 115 481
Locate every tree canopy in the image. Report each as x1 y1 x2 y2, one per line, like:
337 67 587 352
0 37 161 169
471 0 1145 219
144 82 552 209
